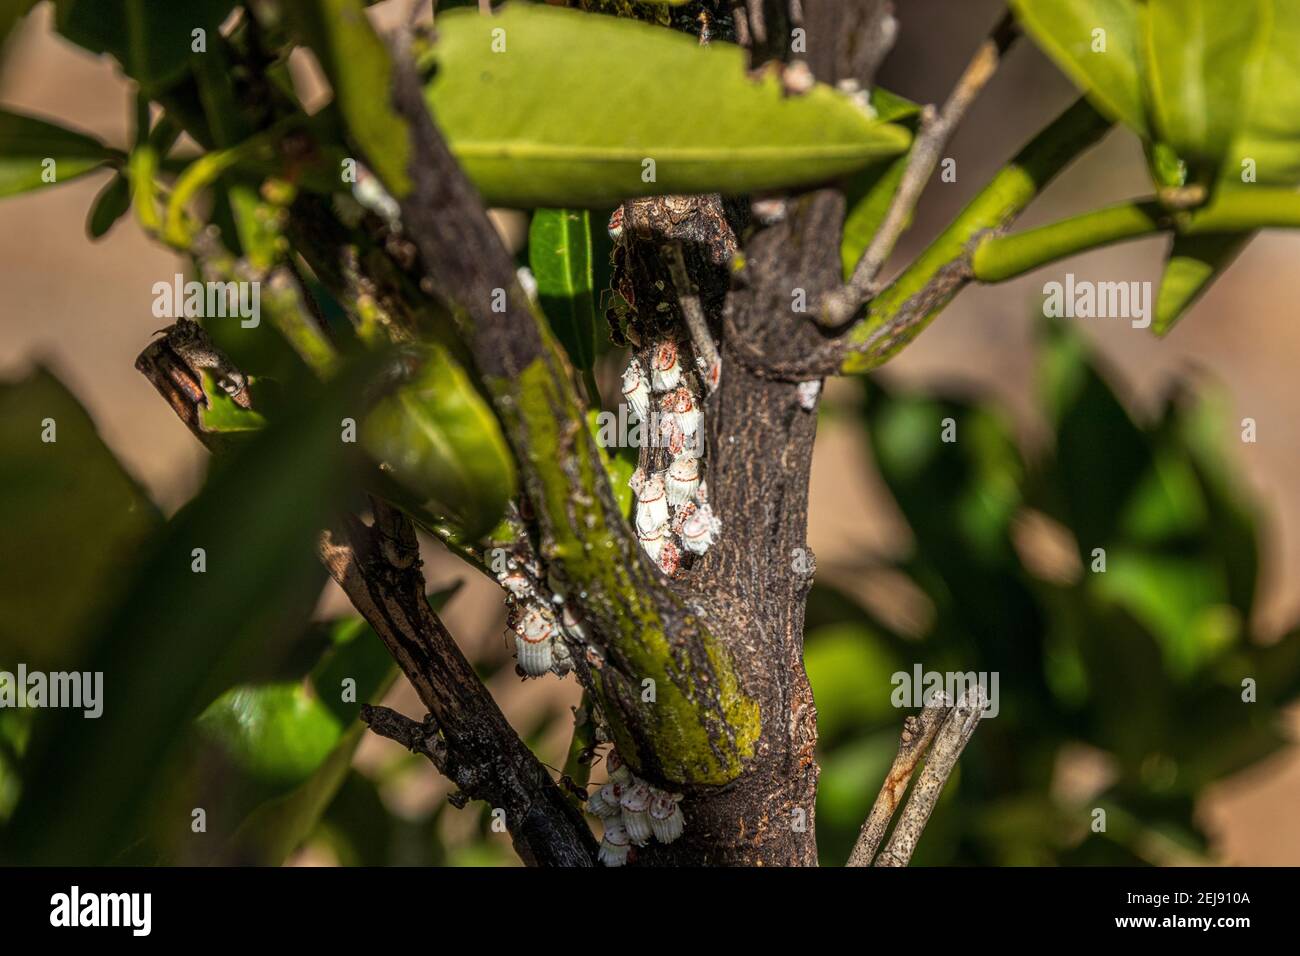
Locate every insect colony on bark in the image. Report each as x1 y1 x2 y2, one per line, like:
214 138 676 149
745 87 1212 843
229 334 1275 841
586 748 685 865
493 194 737 862
625 337 721 575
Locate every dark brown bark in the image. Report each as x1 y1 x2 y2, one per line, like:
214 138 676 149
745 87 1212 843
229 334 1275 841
319 506 598 867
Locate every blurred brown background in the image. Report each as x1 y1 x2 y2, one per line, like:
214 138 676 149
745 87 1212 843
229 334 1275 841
2 0 1296 863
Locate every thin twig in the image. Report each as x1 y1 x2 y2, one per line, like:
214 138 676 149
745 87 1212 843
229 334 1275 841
874 686 988 867
845 695 951 867
820 11 1019 327
362 705 449 769
663 241 722 393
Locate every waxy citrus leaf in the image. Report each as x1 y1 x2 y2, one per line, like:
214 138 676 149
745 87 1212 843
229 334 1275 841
530 209 596 374
283 0 412 196
422 5 910 207
1010 0 1150 139
0 109 119 198
0 368 160 670
1145 0 1259 174
362 345 516 542
840 89 922 279
1226 0 1300 185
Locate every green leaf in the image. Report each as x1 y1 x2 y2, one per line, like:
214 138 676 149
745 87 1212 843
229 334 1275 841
1010 0 1150 138
0 109 118 198
530 209 596 374
196 370 269 434
362 345 517 541
1225 0 1300 185
3 357 380 864
54 0 238 93
213 587 454 864
283 0 412 196
1154 232 1252 335
841 89 922 279
86 171 132 238
422 5 910 207
1145 0 1260 174
0 368 161 671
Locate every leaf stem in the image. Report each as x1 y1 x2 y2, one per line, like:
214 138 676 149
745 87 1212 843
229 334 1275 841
971 187 1300 283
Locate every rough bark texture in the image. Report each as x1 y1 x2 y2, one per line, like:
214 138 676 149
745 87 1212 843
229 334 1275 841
631 191 842 864
319 508 598 867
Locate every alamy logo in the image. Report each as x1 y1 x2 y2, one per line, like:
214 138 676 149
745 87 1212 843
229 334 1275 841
1043 273 1152 329
0 665 102 718
151 273 260 328
50 886 151 936
890 666 1000 718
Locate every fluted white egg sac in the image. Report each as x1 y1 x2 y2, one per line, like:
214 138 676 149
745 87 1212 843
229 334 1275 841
637 523 665 563
665 456 701 508
636 472 670 529
514 605 556 677
598 819 632 867
681 501 721 555
669 385 702 437
605 750 632 785
622 357 650 422
514 631 553 677
650 340 681 392
649 791 685 844
620 782 654 846
586 786 621 819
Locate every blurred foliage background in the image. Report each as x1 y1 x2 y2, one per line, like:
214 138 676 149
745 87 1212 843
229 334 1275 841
3 0 1300 865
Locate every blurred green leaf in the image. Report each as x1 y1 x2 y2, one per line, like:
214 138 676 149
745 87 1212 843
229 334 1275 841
1145 0 1259 174
200 587 453 865
86 170 132 239
421 5 910 207
4 357 379 864
0 368 160 670
803 623 900 745
362 345 517 542
1225 0 1300 185
0 109 119 198
839 90 922 280
283 0 412 196
530 209 596 375
54 0 238 93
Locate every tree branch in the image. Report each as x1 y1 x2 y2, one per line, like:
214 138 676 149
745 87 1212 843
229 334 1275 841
874 687 987 867
382 32 761 787
318 503 598 866
820 10 1019 327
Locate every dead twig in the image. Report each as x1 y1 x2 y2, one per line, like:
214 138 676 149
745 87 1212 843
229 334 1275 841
874 686 988 867
846 694 951 866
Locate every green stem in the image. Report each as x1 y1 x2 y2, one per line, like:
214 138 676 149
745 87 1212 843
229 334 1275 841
972 200 1168 282
840 97 1114 374
971 187 1300 283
